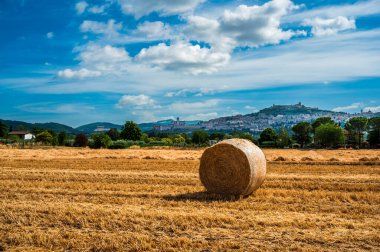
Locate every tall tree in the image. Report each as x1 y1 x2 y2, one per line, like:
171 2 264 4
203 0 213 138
292 122 312 148
312 117 335 133
120 121 142 141
209 132 225 141
345 117 368 146
276 127 290 148
58 131 67 146
0 121 8 138
181 133 192 144
74 133 88 147
47 130 58 146
315 124 345 147
107 128 120 141
192 130 209 144
259 128 277 143
367 117 380 147
32 127 44 135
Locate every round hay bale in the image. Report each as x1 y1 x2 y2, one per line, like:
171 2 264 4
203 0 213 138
199 139 266 196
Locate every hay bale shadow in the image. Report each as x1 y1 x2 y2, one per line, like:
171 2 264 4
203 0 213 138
163 191 245 202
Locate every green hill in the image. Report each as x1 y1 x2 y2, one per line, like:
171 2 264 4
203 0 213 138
75 122 122 133
0 119 77 133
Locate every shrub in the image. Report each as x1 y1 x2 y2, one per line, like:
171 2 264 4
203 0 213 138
161 138 173 145
109 140 130 149
107 128 120 141
36 131 53 145
64 139 75 147
74 133 88 147
192 130 209 144
92 133 112 149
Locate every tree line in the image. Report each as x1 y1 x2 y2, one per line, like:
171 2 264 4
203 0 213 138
0 117 379 149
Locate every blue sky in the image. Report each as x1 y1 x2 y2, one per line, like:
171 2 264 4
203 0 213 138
0 0 379 127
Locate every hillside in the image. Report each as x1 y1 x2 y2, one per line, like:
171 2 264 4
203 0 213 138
75 122 122 133
1 103 379 134
204 103 378 133
0 119 77 134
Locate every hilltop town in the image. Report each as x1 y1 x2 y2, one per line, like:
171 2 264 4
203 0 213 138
152 103 379 134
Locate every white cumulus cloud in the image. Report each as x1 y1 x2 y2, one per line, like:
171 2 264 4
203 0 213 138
184 0 304 51
136 42 230 75
46 32 54 39
79 44 129 64
57 44 131 79
285 0 380 23
116 94 155 108
303 16 356 36
332 102 363 112
135 21 172 40
88 5 106 14
77 44 131 73
75 1 88 15
57 68 101 79
219 0 300 47
117 0 205 18
80 19 122 36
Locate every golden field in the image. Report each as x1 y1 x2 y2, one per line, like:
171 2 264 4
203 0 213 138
0 148 379 251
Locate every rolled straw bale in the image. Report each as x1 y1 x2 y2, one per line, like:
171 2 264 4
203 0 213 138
199 139 266 196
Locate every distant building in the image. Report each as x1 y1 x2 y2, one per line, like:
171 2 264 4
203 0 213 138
153 117 202 132
94 126 110 132
8 131 35 140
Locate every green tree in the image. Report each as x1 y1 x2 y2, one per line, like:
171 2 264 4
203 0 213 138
31 127 44 135
238 132 256 143
312 117 335 133
209 132 225 141
259 128 277 143
367 117 380 147
107 128 120 141
120 121 142 141
141 133 149 143
192 130 209 144
315 124 345 147
36 131 53 145
276 127 291 148
181 133 192 144
161 138 173 145
74 133 88 147
47 130 58 146
92 133 112 149
169 134 185 144
345 117 368 146
58 131 67 146
0 121 8 138
292 122 312 148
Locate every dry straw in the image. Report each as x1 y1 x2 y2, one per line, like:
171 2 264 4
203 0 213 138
199 139 266 196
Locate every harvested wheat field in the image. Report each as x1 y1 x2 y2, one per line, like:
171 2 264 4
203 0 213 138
0 148 379 251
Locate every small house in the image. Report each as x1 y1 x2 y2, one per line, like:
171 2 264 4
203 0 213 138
8 131 35 140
